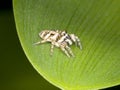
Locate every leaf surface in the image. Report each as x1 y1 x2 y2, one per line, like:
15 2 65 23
13 0 120 89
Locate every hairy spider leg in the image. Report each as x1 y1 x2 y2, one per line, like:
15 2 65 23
50 42 55 55
33 40 47 45
60 44 71 58
75 36 82 50
69 34 77 46
65 45 74 57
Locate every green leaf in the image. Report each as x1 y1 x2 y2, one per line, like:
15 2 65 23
13 0 120 89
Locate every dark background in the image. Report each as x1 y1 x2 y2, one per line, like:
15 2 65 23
0 0 119 90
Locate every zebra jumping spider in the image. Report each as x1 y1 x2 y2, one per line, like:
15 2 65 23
34 30 82 57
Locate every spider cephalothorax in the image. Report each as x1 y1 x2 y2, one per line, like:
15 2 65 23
34 30 82 57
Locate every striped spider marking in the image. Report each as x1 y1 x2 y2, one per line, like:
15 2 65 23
34 30 82 57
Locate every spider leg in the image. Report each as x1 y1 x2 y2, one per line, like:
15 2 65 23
70 34 78 46
65 45 74 57
50 43 54 56
60 45 70 58
75 36 82 50
33 40 47 45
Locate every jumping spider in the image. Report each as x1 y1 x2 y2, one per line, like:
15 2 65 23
34 30 82 57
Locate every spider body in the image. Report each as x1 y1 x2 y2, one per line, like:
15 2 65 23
34 30 82 57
